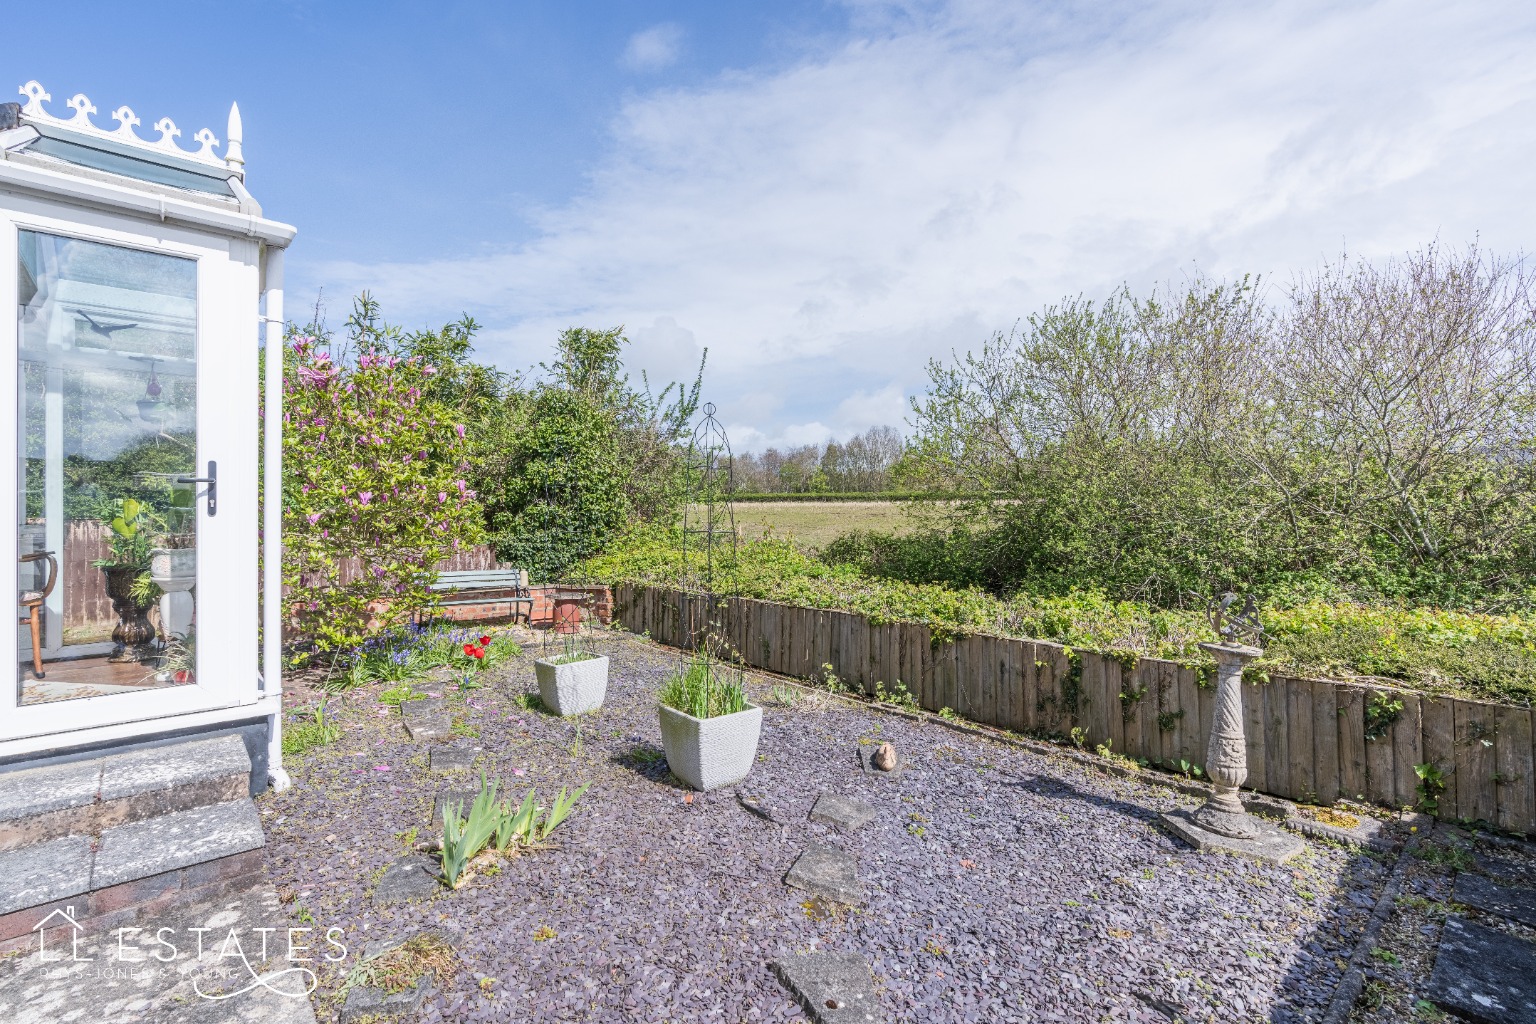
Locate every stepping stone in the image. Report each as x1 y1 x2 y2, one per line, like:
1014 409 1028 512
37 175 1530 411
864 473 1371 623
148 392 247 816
737 790 792 825
857 745 904 779
1454 872 1536 928
1285 808 1395 852
339 934 440 1024
1427 915 1536 1024
771 952 882 1023
785 843 863 905
431 790 481 826
810 794 877 831
401 698 453 741
372 855 442 905
428 745 479 774
1476 853 1536 888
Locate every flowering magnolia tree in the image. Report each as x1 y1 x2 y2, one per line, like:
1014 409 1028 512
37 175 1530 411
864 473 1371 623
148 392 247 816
283 335 485 656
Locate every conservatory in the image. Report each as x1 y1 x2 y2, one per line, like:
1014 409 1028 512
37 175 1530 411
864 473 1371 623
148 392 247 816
0 82 293 785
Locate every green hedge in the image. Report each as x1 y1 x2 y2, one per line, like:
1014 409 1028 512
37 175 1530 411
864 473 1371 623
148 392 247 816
571 525 1536 707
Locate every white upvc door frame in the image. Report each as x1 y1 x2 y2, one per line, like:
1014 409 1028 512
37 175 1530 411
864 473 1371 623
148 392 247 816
0 194 261 744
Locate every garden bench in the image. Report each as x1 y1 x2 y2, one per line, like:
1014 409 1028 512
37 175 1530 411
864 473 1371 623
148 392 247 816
429 568 533 623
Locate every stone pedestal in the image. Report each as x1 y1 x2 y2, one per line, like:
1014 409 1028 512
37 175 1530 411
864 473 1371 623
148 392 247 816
1160 641 1304 864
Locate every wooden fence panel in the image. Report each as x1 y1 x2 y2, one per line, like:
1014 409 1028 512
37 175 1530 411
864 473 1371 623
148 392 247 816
1016 641 1039 734
1287 678 1316 802
1263 681 1291 800
1242 679 1267 794
1392 694 1424 809
978 636 998 726
1311 680 1340 806
1493 705 1535 833
1454 700 1498 824
1174 666 1199 768
1420 696 1457 821
1364 686 1396 807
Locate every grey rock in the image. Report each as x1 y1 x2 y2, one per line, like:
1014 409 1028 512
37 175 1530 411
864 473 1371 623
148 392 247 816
428 745 478 774
0 834 93 914
857 745 903 779
92 799 265 889
372 855 443 905
1453 872 1536 928
1427 915 1536 1024
1160 809 1306 865
772 952 882 1023
810 793 877 832
400 699 453 742
785 843 863 905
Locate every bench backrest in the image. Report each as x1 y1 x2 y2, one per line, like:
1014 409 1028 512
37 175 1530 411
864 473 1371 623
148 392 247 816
432 568 528 589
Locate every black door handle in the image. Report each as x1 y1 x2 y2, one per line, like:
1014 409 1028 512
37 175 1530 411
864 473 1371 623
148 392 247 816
176 460 217 517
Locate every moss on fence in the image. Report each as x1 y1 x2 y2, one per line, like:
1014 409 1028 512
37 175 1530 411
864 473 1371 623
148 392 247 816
571 525 1536 707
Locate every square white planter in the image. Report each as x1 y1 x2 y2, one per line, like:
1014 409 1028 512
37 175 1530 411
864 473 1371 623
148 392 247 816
658 703 763 792
534 654 609 716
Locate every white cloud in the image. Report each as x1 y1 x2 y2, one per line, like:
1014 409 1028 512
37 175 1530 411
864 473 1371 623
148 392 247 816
308 0 1536 451
621 23 685 72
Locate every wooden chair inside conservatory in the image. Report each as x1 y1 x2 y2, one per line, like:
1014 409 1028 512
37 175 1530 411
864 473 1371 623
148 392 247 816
18 551 58 679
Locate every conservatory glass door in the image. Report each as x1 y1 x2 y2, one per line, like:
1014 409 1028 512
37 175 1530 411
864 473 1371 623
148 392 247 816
16 230 200 705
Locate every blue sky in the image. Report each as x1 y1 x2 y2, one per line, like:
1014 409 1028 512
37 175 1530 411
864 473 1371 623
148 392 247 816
8 1 1536 449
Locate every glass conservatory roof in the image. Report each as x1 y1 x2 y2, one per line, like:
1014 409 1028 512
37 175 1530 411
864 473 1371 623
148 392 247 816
23 124 238 199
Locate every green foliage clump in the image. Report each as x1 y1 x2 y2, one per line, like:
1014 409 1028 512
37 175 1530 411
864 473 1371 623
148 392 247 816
659 653 748 719
576 526 1536 705
439 773 589 888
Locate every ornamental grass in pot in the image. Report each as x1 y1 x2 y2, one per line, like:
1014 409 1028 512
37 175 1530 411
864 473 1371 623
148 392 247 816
534 632 609 716
657 652 761 791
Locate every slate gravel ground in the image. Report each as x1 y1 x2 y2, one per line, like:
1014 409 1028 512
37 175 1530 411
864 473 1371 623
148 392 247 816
263 632 1398 1023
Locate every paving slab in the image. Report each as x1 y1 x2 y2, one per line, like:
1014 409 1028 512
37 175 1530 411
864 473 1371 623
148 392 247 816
0 885 317 1024
785 843 863 905
1427 915 1536 1024
1160 809 1306 865
338 932 442 1024
1285 807 1398 852
0 834 93 914
97 734 251 802
1476 853 1536 889
810 793 877 831
400 699 453 742
372 855 443 906
430 790 481 827
771 952 882 1023
857 745 903 779
427 745 479 774
93 800 265 889
1453 872 1536 928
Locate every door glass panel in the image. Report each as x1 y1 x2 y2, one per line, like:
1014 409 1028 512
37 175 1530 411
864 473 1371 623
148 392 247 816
16 231 198 704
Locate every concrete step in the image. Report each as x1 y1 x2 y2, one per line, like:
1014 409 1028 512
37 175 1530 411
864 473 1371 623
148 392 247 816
0 798 265 920
0 734 251 852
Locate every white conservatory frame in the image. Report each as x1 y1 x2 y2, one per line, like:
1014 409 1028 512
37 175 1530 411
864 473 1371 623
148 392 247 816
0 83 295 786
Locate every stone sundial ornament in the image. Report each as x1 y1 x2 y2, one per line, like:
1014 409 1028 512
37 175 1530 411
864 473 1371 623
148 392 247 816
1159 592 1304 863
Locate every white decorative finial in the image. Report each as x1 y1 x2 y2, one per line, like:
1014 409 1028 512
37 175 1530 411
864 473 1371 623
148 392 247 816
65 94 98 128
110 105 140 140
19 81 49 117
224 101 244 171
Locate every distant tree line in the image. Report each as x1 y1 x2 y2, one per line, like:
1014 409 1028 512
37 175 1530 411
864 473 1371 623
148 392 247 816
833 243 1536 612
730 425 905 493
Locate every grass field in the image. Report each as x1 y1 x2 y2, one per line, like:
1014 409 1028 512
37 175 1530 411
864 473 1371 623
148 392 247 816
720 500 919 547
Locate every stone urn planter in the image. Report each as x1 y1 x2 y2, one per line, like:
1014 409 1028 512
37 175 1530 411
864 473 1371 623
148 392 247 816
101 564 157 663
658 703 763 792
149 542 196 641
534 654 609 716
